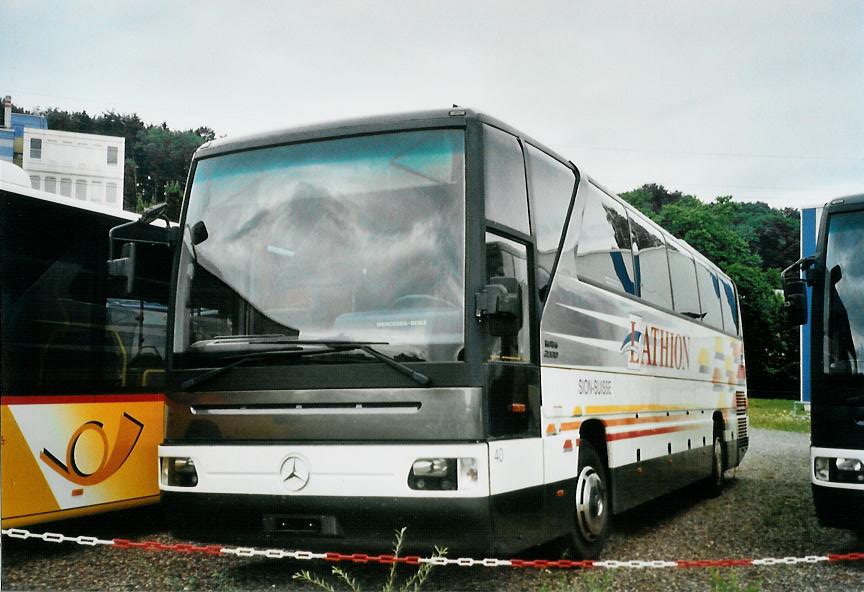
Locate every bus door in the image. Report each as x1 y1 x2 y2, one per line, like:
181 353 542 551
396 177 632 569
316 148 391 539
480 125 544 552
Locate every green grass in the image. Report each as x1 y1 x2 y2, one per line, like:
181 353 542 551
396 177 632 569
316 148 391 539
747 398 810 433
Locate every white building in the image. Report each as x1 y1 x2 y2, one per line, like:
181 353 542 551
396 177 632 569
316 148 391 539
22 128 125 210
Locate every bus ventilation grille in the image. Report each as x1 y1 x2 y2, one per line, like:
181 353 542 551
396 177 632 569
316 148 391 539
735 392 748 446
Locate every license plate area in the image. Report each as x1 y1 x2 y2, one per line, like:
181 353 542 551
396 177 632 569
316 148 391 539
263 514 341 536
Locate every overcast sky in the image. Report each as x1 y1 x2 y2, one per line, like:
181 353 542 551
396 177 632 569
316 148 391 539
2 0 862 209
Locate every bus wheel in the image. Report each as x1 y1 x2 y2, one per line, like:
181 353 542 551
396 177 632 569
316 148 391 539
704 434 725 498
568 442 609 559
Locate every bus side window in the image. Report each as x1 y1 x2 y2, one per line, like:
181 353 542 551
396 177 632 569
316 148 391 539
719 277 739 335
696 263 724 331
483 125 530 235
575 185 635 295
485 233 531 363
524 144 576 301
666 239 702 319
629 213 673 309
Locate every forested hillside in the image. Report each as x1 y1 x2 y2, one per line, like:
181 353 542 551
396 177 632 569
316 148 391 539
12 103 213 215
12 103 801 395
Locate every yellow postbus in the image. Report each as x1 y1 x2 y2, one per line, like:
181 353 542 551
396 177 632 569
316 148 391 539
1 165 170 527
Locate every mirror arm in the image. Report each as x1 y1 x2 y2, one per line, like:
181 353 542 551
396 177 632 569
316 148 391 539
781 256 816 285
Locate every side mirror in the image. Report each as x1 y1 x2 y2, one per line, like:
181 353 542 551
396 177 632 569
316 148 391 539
107 242 137 295
107 205 178 296
475 276 523 337
781 257 813 326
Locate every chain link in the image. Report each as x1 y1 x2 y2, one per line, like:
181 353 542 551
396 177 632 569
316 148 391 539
2 529 113 546
4 528 864 569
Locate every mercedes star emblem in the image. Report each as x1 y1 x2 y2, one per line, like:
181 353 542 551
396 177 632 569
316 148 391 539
280 456 310 491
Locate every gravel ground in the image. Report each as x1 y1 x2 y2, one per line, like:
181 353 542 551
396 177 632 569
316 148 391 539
3 428 862 591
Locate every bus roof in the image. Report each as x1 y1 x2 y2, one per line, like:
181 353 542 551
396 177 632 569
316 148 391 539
194 108 571 166
824 193 864 212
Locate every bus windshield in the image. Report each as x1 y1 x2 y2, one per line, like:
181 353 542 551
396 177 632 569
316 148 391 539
824 209 864 378
173 129 466 363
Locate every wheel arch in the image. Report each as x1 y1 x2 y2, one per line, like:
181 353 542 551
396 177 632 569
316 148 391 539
578 418 611 504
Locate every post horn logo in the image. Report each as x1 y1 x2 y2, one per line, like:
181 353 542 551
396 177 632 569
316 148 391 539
39 413 144 486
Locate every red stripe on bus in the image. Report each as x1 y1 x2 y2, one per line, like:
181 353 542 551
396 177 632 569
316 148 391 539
0 393 164 406
606 425 688 442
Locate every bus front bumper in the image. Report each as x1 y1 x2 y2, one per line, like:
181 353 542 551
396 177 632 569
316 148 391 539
162 491 493 554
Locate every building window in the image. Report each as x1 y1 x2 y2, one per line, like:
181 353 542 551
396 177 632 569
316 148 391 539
45 177 57 193
30 176 41 190
106 182 118 204
107 146 118 165
60 178 72 197
75 179 87 201
30 138 42 159
91 181 102 202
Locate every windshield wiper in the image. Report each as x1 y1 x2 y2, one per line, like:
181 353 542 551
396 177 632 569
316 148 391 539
181 347 307 391
356 344 431 387
181 341 431 391
285 341 431 387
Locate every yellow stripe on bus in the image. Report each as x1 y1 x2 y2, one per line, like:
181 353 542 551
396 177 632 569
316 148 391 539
583 404 689 415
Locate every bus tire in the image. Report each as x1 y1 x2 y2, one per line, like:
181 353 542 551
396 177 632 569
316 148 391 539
704 433 725 498
568 442 610 559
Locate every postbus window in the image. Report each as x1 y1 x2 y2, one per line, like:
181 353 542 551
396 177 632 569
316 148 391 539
696 263 724 331
719 276 739 335
629 213 672 309
525 144 575 299
486 233 531 363
575 185 635 295
666 239 702 319
483 125 530 234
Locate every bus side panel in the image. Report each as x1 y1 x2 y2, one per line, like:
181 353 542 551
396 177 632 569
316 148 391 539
1 397 163 527
538 194 746 513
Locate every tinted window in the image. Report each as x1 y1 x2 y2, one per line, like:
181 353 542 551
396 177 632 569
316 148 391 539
525 145 575 252
576 184 635 295
629 214 672 309
667 239 702 319
1 195 170 393
483 126 530 234
525 144 576 299
719 277 739 335
696 263 723 331
824 209 864 376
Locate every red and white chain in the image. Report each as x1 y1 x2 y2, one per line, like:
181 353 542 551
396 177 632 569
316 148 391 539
4 528 863 569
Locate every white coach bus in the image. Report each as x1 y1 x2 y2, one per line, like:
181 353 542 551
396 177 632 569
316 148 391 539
115 109 747 557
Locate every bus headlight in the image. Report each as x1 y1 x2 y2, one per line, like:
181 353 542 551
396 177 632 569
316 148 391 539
408 457 478 491
835 458 863 473
814 457 830 481
161 457 198 487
